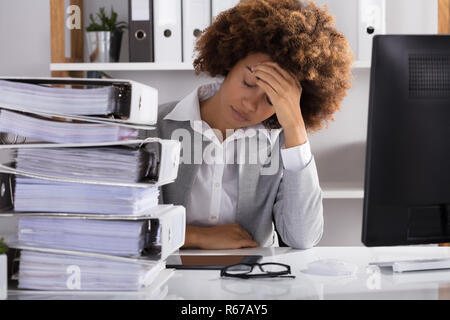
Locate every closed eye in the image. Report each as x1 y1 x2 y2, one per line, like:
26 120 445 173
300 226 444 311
243 80 273 106
243 80 256 88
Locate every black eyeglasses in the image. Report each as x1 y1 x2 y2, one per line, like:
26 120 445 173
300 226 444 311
221 262 296 279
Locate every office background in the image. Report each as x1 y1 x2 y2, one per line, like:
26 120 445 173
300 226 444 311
0 0 439 246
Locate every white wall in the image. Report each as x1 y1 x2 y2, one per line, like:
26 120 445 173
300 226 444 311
0 0 438 246
0 0 51 77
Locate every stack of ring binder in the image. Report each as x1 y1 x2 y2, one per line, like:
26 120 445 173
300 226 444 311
0 77 185 296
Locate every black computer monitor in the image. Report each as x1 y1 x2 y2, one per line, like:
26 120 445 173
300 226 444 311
362 35 450 246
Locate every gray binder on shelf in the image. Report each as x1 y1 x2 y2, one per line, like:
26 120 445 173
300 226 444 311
128 0 154 62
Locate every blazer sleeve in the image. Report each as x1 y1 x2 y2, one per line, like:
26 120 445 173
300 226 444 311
272 156 324 249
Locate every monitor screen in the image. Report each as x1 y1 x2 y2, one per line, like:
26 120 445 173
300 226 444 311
362 35 450 246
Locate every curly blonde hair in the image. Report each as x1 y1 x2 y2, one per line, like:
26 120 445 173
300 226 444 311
193 0 354 131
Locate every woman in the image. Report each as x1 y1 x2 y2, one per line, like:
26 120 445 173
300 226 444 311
154 0 353 249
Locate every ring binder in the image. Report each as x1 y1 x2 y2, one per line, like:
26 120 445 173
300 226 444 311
154 0 182 63
3 206 185 293
129 0 154 62
0 138 181 187
0 77 159 126
13 206 185 259
182 0 211 64
6 205 185 261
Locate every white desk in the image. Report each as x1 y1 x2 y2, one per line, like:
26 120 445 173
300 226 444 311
6 246 450 300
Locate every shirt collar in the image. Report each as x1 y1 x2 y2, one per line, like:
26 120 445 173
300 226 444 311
164 81 281 147
164 82 220 122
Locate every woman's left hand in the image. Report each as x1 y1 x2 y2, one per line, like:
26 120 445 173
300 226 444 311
253 62 308 148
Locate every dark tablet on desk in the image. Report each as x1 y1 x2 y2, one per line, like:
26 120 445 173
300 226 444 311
166 254 263 270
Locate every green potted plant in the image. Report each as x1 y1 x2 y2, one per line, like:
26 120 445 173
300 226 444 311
86 7 127 63
0 238 7 300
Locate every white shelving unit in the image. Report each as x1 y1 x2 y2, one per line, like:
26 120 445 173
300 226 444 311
321 183 364 199
352 60 371 69
50 60 371 72
50 62 195 71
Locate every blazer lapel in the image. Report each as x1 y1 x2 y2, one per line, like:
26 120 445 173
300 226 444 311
236 136 261 232
174 121 212 205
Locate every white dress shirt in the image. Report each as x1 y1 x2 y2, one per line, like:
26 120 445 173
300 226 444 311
164 81 312 227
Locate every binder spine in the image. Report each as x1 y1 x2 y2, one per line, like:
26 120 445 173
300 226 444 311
140 140 162 183
157 139 181 185
128 80 158 125
154 0 182 63
113 83 133 119
182 0 211 64
142 219 161 258
0 173 14 212
158 206 186 260
358 0 386 61
128 0 155 62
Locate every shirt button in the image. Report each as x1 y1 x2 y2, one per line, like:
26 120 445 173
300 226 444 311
214 182 220 188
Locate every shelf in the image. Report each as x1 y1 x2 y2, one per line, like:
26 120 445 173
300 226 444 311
49 62 195 71
352 60 371 69
50 60 371 72
322 189 364 199
321 182 364 199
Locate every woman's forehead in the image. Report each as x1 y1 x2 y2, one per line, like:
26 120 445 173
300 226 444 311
241 52 273 66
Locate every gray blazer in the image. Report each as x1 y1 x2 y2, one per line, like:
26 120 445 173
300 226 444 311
149 101 324 249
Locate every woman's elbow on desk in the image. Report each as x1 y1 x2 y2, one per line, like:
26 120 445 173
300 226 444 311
282 222 324 250
278 200 324 249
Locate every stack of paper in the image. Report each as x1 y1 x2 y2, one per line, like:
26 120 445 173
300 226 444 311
11 204 186 292
13 178 159 215
13 145 155 184
0 80 115 115
0 77 184 293
0 110 138 144
18 250 165 291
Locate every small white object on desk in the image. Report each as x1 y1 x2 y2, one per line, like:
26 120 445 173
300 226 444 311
304 259 359 277
371 258 450 273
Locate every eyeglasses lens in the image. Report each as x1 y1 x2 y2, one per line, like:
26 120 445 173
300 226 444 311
226 264 253 275
261 264 289 273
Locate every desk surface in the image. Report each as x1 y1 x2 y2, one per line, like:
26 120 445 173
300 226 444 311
6 246 450 300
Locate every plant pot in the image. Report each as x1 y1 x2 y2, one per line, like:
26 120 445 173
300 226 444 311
86 30 123 63
0 254 6 300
